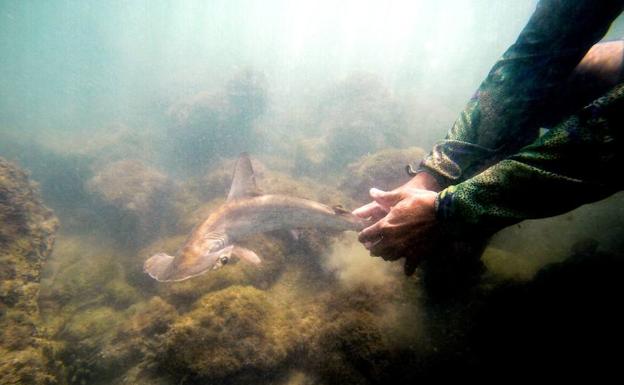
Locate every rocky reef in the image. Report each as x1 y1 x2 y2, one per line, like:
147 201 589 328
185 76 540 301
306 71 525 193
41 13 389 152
340 146 426 204
87 159 176 246
6 141 619 385
159 286 293 382
31 153 433 385
0 157 59 385
294 73 410 176
166 69 268 174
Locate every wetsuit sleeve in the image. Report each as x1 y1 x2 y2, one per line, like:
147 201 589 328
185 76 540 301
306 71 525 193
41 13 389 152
418 0 624 187
436 83 624 234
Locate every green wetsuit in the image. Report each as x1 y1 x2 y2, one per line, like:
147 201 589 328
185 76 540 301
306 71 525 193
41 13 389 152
418 0 624 234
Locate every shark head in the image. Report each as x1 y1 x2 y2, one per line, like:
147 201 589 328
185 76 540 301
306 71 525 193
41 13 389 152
206 245 233 270
144 244 235 282
144 242 262 282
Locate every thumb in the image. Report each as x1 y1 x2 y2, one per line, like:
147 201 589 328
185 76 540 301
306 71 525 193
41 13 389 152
370 188 402 209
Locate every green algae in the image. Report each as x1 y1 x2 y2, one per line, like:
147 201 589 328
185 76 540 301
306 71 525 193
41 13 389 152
0 151 458 385
340 146 426 204
0 157 59 384
159 285 295 381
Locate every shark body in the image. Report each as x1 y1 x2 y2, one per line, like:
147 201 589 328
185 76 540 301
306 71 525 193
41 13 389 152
144 153 366 282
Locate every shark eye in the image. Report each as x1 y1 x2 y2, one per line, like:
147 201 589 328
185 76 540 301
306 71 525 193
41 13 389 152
219 256 229 265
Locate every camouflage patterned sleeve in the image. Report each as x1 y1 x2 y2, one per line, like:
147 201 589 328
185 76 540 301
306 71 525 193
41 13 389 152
436 82 624 234
418 0 624 187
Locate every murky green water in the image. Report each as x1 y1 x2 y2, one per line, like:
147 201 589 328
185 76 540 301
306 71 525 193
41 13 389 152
2 1 624 384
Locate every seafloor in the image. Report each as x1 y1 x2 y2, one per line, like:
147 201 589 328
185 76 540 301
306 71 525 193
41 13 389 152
2 72 623 384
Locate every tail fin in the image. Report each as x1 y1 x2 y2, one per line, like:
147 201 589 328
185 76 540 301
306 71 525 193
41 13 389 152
144 252 175 281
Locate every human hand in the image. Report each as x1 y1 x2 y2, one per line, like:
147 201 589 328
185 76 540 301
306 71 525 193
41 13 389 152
353 184 440 275
351 171 441 224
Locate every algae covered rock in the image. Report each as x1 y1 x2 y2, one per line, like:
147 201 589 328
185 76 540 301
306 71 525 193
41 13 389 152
87 159 176 246
57 306 126 385
42 236 141 312
308 311 393 385
301 280 423 385
167 69 268 173
295 73 409 174
340 147 426 204
0 157 59 385
159 285 294 381
98 296 178 384
55 297 178 385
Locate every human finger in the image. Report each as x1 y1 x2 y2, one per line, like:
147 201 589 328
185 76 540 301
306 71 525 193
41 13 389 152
370 188 402 209
352 201 388 220
369 240 402 261
368 230 411 261
358 221 383 244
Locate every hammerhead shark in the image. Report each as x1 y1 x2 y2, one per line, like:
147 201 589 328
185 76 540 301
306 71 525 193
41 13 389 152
144 153 366 282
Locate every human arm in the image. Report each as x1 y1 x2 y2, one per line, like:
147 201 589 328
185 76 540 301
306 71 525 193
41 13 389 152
419 0 624 187
436 82 624 234
357 81 624 273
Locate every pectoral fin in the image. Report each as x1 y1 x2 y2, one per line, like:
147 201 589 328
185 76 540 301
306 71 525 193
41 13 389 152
144 252 175 281
232 245 262 265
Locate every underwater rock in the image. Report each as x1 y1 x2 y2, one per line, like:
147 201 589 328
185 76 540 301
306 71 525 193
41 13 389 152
298 279 425 385
293 137 327 177
56 306 125 385
340 147 426 204
87 159 176 246
59 123 161 169
296 73 409 174
0 157 59 385
167 69 268 173
54 297 177 385
42 236 140 312
158 285 295 382
265 261 423 385
60 307 124 352
98 296 178 384
307 311 392 385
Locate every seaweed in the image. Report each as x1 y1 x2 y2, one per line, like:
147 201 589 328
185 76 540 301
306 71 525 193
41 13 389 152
0 157 59 385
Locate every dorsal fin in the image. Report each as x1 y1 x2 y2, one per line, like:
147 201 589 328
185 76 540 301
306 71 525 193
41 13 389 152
227 153 262 201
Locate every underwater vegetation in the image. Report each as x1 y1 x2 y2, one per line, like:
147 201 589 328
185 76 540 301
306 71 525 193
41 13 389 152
4 1 624 382
1 140 623 384
14 149 424 385
294 73 411 177
319 74 408 168
2 56 623 384
166 69 268 174
0 157 59 385
340 146 426 204
87 159 176 246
